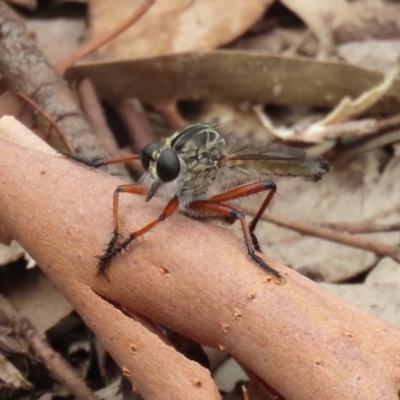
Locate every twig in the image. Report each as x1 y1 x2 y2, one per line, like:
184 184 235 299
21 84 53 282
327 108 400 159
113 99 155 152
368 111 400 136
339 128 400 160
56 0 155 74
242 385 249 400
153 101 187 129
17 92 74 153
21 319 97 400
0 294 96 400
322 221 400 234
76 79 140 178
297 102 400 146
261 213 400 262
297 118 378 143
76 78 119 154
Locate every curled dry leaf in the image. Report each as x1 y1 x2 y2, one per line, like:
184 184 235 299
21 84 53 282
2 117 400 399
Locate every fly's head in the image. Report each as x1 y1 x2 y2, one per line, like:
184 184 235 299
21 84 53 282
140 141 186 201
140 124 226 201
141 143 180 182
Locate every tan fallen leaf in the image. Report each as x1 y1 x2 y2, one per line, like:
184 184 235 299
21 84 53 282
90 0 272 59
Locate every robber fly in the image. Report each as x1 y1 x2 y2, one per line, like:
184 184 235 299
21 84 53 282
69 123 329 282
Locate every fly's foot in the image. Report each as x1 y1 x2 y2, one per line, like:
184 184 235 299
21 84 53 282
62 152 107 169
250 231 262 253
250 252 286 284
96 233 134 276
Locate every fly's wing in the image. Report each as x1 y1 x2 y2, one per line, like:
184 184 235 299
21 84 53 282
217 135 329 188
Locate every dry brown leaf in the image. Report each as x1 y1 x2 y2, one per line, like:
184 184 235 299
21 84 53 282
67 51 400 114
89 0 272 60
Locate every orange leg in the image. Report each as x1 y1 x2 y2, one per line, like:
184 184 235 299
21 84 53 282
105 184 149 261
209 180 276 252
97 190 180 274
188 198 284 283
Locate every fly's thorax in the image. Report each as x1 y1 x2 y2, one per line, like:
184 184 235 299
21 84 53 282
168 124 225 159
167 123 226 185
141 124 228 201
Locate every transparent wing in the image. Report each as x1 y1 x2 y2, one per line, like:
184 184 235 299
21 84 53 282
216 135 328 189
223 135 306 161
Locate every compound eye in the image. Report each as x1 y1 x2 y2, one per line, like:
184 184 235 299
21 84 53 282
141 143 161 170
156 149 180 182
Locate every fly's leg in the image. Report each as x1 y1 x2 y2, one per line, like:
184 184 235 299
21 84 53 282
208 180 277 252
98 193 180 275
97 184 148 275
64 153 140 168
188 199 284 283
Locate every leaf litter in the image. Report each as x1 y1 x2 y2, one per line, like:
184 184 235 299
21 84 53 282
2 0 400 398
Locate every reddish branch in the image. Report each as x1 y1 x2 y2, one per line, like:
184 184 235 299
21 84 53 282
16 92 74 153
113 99 155 153
2 118 400 399
76 78 120 154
